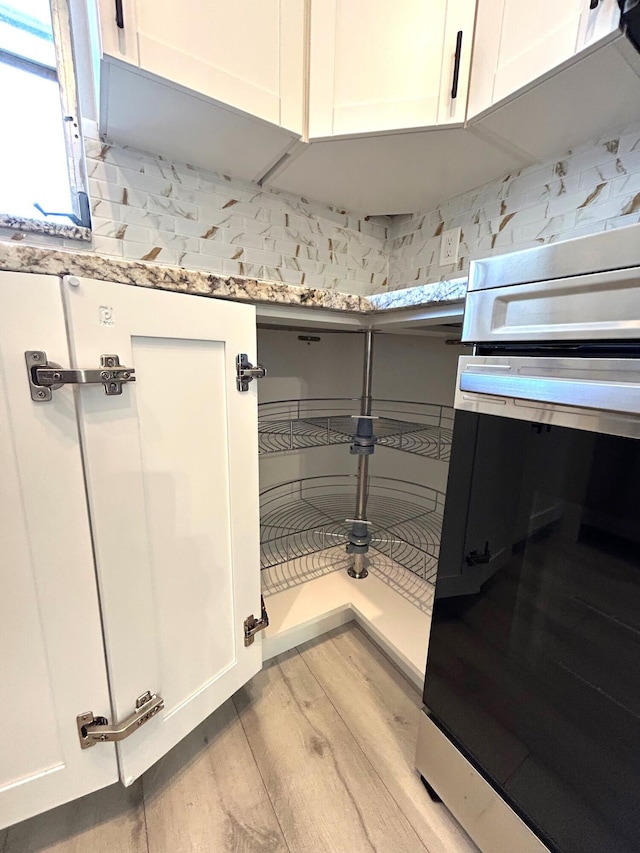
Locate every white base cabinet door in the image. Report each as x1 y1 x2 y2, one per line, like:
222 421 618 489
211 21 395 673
1 272 263 827
62 278 263 785
0 273 117 830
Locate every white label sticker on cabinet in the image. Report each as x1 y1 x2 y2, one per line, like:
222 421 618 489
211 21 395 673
99 306 115 327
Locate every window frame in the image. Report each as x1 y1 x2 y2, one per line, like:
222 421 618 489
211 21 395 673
0 0 91 231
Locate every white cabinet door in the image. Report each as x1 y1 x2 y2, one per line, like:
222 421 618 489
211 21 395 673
577 0 620 51
62 278 262 784
437 0 477 126
309 0 475 138
130 0 305 133
98 0 140 66
468 0 623 120
0 273 117 830
492 0 584 105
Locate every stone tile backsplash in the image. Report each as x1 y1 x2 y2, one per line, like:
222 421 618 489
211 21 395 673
83 137 391 296
385 120 640 292
5 120 640 296
1 134 390 295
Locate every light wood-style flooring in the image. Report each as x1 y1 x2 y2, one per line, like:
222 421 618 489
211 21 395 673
1 625 478 853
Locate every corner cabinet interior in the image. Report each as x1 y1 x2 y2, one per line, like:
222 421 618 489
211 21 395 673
0 272 263 829
309 0 476 138
255 325 464 682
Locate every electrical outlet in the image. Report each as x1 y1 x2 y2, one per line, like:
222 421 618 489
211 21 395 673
439 227 461 267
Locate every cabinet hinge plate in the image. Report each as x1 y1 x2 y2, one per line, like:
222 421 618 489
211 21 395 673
236 353 266 392
77 691 164 749
244 596 269 646
26 350 135 401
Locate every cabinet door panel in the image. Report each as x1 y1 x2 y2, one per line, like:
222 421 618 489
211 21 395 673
98 0 139 65
437 0 477 126
311 0 448 137
577 0 620 52
63 279 262 784
493 0 584 104
134 0 304 132
0 273 117 830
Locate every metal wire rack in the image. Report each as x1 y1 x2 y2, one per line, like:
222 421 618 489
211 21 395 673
258 398 453 461
260 475 446 583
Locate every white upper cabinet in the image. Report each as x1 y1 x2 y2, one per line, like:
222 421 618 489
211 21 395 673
577 0 621 51
493 0 585 105
308 0 476 138
468 0 620 117
98 0 305 134
0 273 117 830
98 0 139 65
62 278 263 784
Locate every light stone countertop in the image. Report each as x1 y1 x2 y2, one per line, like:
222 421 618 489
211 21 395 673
0 242 467 314
367 278 468 310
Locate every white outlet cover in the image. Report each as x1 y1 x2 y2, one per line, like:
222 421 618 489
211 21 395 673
439 227 461 267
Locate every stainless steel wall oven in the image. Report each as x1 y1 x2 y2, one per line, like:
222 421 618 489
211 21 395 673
416 226 640 853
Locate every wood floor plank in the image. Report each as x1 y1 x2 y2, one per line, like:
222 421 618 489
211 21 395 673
234 649 429 853
143 698 288 853
299 624 479 853
4 781 147 853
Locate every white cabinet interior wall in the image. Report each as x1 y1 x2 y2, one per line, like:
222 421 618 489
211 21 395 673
0 271 263 829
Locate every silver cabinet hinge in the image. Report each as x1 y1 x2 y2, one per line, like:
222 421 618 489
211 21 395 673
26 351 136 401
236 353 266 392
244 596 269 646
77 691 164 749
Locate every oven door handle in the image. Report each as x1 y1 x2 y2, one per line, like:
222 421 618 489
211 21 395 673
460 371 640 415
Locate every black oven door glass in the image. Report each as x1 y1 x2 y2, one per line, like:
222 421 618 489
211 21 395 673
425 411 640 853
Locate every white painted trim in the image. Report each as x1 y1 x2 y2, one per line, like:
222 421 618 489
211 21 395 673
262 606 354 660
262 563 432 689
255 301 465 333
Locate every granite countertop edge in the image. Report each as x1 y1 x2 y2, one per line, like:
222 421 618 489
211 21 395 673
0 215 92 242
0 243 468 314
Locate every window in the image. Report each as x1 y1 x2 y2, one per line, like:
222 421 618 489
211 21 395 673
0 0 90 228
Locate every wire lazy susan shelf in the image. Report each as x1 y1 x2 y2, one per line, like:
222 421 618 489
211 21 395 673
258 398 453 461
260 475 446 584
